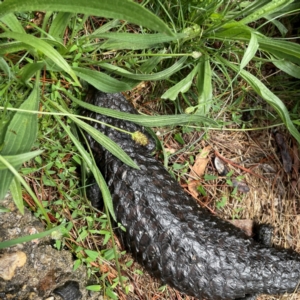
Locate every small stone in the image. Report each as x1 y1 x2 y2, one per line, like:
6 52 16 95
0 251 27 280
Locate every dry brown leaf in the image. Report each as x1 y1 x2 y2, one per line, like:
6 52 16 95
187 146 211 198
187 181 200 199
189 146 211 178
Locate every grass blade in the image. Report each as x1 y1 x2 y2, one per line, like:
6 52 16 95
48 12 73 41
240 32 259 70
48 100 139 170
72 67 133 93
0 224 64 249
9 177 24 215
0 32 79 85
239 0 294 25
272 58 300 79
0 150 44 170
54 116 116 221
0 13 25 33
220 57 300 144
161 64 198 101
0 57 12 79
0 0 174 36
196 55 212 115
99 56 188 81
91 32 184 50
18 62 45 85
66 91 217 127
0 155 51 225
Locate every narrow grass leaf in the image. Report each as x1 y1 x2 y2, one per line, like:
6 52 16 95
9 177 24 214
0 32 79 85
258 37 300 64
140 50 167 73
221 57 300 144
100 56 188 81
214 24 300 65
272 58 300 79
18 62 45 84
196 55 212 115
72 67 133 93
0 156 51 224
68 93 217 127
49 100 139 169
0 57 12 78
264 17 288 37
54 115 116 221
0 224 64 249
0 0 174 36
0 13 25 33
161 64 198 100
92 20 120 35
240 33 259 71
0 150 43 170
239 0 294 25
0 41 28 55
74 118 139 169
48 12 73 41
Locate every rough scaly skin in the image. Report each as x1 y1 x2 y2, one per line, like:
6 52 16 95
83 89 300 300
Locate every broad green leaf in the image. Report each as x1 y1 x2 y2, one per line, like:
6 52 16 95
161 64 198 101
0 0 174 36
9 177 24 215
0 32 79 85
0 150 43 170
272 58 300 79
100 57 188 81
1 87 39 155
196 55 212 115
67 92 217 127
48 12 73 41
240 32 259 70
239 0 294 25
220 57 300 144
0 224 64 249
0 41 28 55
72 67 133 93
0 84 39 200
54 116 116 220
0 13 25 33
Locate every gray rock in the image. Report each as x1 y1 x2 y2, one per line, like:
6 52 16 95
0 194 98 300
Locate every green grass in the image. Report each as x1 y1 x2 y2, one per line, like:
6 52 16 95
0 0 300 298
